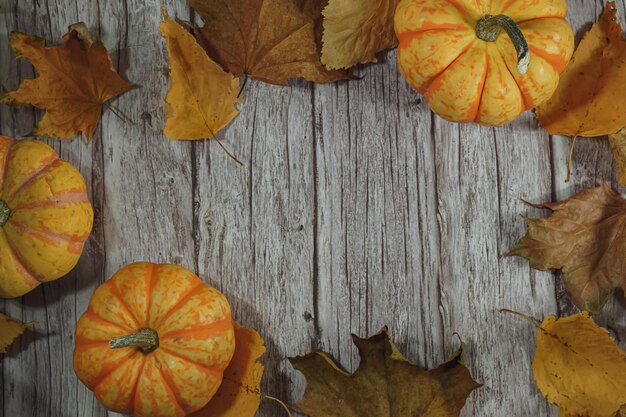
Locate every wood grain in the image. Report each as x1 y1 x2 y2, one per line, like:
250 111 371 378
1 1 625 416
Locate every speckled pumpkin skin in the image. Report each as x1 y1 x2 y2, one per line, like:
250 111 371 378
74 263 236 417
395 0 574 125
0 136 94 298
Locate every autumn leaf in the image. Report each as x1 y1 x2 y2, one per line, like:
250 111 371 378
508 184 626 313
0 313 33 354
290 327 480 417
186 0 349 85
536 2 626 137
1 23 133 141
189 323 265 417
321 0 399 70
532 312 626 417
609 128 626 185
160 9 240 140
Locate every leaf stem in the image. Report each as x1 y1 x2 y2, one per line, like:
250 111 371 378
238 74 249 99
214 139 243 166
263 395 294 417
566 136 577 183
104 102 134 125
499 308 541 328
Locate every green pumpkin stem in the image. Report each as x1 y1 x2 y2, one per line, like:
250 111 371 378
0 200 10 227
476 14 530 74
109 328 159 353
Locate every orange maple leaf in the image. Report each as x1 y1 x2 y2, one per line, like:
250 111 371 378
2 23 133 141
508 183 626 313
187 0 349 85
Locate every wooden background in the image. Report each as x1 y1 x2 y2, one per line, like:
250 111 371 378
1 0 626 416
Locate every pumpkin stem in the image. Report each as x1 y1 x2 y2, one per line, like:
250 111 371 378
476 14 530 74
0 200 10 227
109 328 159 353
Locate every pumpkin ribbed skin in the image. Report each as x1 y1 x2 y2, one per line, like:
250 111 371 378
395 0 574 125
74 263 236 417
0 136 94 298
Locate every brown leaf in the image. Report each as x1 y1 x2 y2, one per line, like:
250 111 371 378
532 312 626 417
508 184 626 313
290 327 480 417
189 323 265 417
321 0 399 70
0 313 33 354
609 128 626 186
186 0 349 85
160 9 240 140
536 2 626 137
1 23 133 141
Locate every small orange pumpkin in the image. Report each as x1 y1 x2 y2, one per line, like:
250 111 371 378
395 0 575 125
0 136 94 298
74 262 236 417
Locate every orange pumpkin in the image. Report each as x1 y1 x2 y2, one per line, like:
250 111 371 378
0 136 94 298
395 0 575 125
74 262 236 417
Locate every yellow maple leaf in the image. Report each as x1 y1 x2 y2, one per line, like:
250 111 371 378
536 2 626 137
1 23 133 141
321 0 399 70
290 327 480 417
160 10 240 141
189 323 266 417
533 312 626 417
0 313 34 354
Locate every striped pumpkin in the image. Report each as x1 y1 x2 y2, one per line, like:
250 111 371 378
74 263 236 417
395 0 574 125
0 137 93 298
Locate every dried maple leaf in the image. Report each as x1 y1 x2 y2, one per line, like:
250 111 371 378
321 0 399 70
0 313 33 354
532 312 626 417
609 128 626 185
160 9 240 140
290 327 480 417
1 23 133 141
508 184 626 313
536 2 626 137
186 0 349 85
189 323 265 417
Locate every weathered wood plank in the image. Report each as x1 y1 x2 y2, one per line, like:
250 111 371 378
193 79 317 414
312 59 446 375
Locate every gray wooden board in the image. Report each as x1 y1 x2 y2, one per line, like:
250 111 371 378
1 0 625 416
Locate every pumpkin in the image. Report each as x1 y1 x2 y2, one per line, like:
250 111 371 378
0 136 94 298
395 0 575 125
74 262 236 417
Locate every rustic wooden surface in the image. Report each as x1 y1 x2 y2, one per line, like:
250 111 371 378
1 1 626 416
